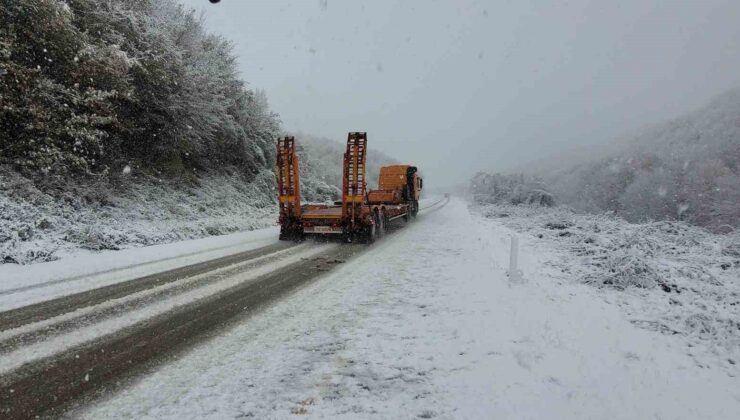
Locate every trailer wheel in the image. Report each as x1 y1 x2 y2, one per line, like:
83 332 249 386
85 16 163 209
280 227 305 242
364 222 377 244
279 231 290 241
375 210 385 238
279 226 294 241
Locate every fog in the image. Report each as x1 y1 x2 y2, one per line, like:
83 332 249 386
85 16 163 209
179 0 740 187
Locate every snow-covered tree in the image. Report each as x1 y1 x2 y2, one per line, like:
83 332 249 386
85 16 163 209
542 89 740 231
0 0 280 179
471 172 554 207
1 0 127 174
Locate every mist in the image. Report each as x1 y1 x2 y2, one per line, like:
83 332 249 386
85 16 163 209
2 1 740 413
178 0 740 187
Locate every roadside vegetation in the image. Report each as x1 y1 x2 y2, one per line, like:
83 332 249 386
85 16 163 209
475 203 739 367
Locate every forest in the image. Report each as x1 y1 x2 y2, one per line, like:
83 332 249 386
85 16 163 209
1 0 279 181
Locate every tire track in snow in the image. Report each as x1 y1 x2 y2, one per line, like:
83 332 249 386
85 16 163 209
0 198 449 419
0 233 280 297
0 244 361 419
0 244 307 355
0 242 296 332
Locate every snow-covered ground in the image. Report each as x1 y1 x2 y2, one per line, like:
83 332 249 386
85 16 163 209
80 198 740 419
0 242 333 375
0 226 279 311
0 167 277 265
475 203 740 369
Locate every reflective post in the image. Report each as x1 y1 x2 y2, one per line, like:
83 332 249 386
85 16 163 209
507 235 524 282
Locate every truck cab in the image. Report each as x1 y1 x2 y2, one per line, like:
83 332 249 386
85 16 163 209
368 165 422 206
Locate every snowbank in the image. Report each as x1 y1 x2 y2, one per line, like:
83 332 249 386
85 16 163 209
0 226 279 311
474 203 740 364
0 167 277 265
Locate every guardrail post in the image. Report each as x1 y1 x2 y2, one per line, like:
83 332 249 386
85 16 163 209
507 235 524 282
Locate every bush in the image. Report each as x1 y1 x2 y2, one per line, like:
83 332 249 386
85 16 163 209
471 172 554 207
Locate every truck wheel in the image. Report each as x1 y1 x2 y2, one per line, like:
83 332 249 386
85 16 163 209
375 211 385 238
279 226 293 241
365 223 377 244
411 201 419 218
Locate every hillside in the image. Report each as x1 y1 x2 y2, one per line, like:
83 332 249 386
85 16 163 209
534 90 740 232
0 1 398 265
0 0 279 264
0 134 396 265
1 0 279 180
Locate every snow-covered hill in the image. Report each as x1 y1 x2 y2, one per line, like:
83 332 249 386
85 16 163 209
0 0 285 265
544 89 740 231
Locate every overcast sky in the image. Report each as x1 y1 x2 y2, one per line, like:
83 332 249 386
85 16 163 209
178 0 740 187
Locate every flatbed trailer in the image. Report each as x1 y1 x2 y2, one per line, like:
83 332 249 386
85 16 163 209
276 133 422 243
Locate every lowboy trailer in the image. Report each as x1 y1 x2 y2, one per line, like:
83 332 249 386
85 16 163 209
276 132 423 243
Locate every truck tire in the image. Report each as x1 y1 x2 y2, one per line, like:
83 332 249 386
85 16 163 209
279 226 293 241
364 222 377 244
375 210 385 238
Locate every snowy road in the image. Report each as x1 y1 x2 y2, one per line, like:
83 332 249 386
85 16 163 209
1 197 737 419
0 200 444 418
0 241 361 417
68 198 734 419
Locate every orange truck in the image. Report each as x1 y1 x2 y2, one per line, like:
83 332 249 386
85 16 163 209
276 133 423 243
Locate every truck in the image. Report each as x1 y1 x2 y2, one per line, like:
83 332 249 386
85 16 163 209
276 132 423 243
